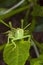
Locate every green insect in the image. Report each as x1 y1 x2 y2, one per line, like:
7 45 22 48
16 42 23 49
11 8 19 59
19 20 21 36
3 20 31 65
7 20 31 50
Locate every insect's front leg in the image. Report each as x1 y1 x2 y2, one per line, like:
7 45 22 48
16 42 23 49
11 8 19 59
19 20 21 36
11 38 16 51
7 34 16 51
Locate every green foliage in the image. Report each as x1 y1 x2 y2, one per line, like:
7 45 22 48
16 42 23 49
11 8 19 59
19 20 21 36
31 58 43 65
30 54 43 65
0 20 31 65
0 8 6 15
32 5 43 16
0 44 6 51
0 0 43 65
0 5 29 19
3 40 31 65
3 23 31 65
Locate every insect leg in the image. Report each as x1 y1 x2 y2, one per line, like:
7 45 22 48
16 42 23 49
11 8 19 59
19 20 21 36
23 35 31 39
11 38 16 51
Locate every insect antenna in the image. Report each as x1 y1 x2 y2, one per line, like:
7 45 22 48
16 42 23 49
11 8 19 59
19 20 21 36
24 23 31 30
9 22 13 29
21 19 24 29
0 19 10 28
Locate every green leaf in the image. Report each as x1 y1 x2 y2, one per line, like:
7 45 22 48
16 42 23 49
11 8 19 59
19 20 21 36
39 54 43 60
3 40 31 65
31 59 40 65
31 58 43 65
0 8 7 15
32 5 43 16
0 44 6 51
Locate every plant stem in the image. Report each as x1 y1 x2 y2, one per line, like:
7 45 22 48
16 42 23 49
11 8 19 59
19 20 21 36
31 40 39 58
1 0 25 15
0 5 29 19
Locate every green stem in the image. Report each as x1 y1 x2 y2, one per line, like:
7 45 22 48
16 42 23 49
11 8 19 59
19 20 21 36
32 36 43 53
31 39 39 58
29 17 36 33
0 5 29 19
1 0 25 15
